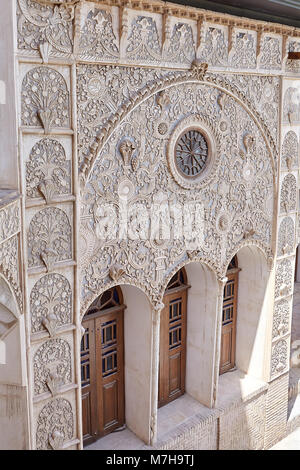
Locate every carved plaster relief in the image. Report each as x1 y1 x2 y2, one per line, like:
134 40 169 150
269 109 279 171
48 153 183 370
21 66 70 132
0 200 20 244
230 29 257 69
163 18 196 66
278 217 295 257
79 3 119 61
0 236 23 312
125 12 162 63
79 78 274 312
259 35 282 70
26 138 71 202
27 206 72 270
283 88 300 125
271 339 289 378
33 337 72 396
17 0 74 60
35 398 74 450
280 174 297 214
30 273 72 334
275 258 294 299
281 131 299 170
197 24 228 67
273 299 291 340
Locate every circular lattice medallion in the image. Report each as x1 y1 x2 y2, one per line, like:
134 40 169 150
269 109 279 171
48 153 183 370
168 115 219 189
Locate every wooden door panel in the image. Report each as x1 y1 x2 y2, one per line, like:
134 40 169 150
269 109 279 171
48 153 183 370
220 271 238 374
82 391 92 440
81 306 125 444
103 380 119 431
169 351 181 396
159 287 187 407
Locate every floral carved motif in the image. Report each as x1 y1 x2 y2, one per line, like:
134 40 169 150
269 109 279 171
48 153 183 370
0 236 23 312
275 258 293 299
271 339 289 378
36 398 73 450
281 131 298 171
30 273 72 334
164 22 195 65
79 7 119 61
230 31 257 69
197 25 228 67
17 0 74 59
273 299 291 340
283 88 300 125
21 66 70 131
0 200 20 244
26 138 71 202
126 16 161 63
27 207 72 270
280 174 297 214
278 217 295 257
34 338 72 396
259 36 282 70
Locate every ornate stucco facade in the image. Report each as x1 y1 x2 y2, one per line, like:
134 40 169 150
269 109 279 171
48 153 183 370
1 0 300 450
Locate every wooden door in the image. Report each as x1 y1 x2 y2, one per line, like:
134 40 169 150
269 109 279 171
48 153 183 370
159 288 187 408
81 289 125 446
220 270 238 374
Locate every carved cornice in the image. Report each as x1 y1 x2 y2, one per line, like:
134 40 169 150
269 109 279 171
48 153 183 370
74 0 300 38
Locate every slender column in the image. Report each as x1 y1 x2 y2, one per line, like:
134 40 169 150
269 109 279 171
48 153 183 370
150 301 164 447
212 276 227 407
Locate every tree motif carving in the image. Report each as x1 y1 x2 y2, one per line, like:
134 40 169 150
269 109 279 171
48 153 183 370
273 299 290 340
230 31 257 69
259 36 282 70
281 131 298 171
275 259 293 299
278 217 295 257
197 25 228 67
36 398 73 450
283 88 300 125
21 66 70 131
164 22 195 65
34 338 72 396
30 273 72 334
280 174 297 214
28 207 72 269
26 138 71 202
271 339 288 378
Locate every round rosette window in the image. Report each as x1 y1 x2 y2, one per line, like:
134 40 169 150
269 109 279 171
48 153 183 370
168 115 219 189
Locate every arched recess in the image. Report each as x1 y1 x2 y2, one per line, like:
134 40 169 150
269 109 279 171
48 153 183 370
233 245 271 382
184 261 219 408
0 275 28 450
80 283 153 446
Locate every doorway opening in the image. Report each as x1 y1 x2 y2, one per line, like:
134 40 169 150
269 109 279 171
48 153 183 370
81 287 125 446
158 268 188 408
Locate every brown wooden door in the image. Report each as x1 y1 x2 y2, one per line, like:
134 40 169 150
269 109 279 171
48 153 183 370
81 306 125 446
220 271 238 375
159 288 187 408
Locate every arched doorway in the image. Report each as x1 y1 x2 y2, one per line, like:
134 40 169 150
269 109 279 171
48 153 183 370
158 268 188 408
81 287 125 446
220 256 239 375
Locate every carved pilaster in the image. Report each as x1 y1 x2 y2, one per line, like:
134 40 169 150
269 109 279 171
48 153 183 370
150 301 164 446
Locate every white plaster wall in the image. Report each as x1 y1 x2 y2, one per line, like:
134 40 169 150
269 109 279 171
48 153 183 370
236 246 271 382
185 262 219 408
0 0 18 189
122 285 152 444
